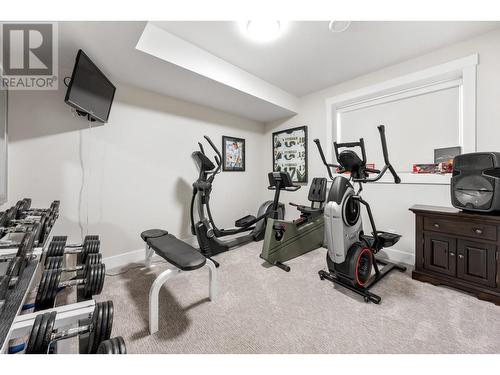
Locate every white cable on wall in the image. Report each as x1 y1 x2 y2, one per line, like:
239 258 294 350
77 116 93 243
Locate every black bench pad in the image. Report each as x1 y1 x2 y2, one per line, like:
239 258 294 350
141 229 168 242
142 230 206 271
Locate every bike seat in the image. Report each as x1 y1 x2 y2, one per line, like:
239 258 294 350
289 203 324 216
289 177 327 217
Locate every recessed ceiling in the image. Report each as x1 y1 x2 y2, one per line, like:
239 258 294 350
57 21 500 123
58 22 297 122
153 21 500 96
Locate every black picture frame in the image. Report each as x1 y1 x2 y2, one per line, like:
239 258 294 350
222 136 246 172
272 126 308 183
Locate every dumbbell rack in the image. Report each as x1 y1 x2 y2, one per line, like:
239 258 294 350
0 200 117 354
0 199 92 354
39 243 98 353
0 237 100 354
0 258 38 352
4 299 97 352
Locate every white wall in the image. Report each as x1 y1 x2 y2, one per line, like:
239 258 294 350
5 83 267 258
265 28 500 264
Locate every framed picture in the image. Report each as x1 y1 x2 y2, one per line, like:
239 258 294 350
222 136 245 171
434 146 461 164
272 126 307 183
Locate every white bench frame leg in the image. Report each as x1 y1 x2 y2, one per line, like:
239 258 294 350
145 244 155 269
148 258 218 334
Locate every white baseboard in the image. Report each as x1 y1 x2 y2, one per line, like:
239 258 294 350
103 248 146 270
378 247 415 266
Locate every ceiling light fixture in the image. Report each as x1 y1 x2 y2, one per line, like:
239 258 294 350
328 21 351 33
242 20 284 43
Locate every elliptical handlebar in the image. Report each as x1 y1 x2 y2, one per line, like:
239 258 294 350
376 125 400 184
352 125 400 184
313 139 339 180
198 142 205 154
314 126 401 184
203 135 222 175
378 125 389 163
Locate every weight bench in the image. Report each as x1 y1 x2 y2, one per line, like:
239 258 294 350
140 229 217 334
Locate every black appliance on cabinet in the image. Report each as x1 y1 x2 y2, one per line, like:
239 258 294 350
451 152 500 212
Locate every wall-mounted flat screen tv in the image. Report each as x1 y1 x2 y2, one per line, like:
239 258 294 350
64 49 116 123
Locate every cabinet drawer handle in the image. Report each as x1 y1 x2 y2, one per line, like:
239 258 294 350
458 254 464 259
449 252 455 257
473 228 483 234
433 223 440 229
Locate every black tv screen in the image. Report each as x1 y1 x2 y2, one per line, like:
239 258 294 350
65 50 116 123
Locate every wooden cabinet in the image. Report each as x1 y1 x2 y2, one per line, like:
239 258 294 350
456 240 496 288
410 205 500 305
423 233 456 276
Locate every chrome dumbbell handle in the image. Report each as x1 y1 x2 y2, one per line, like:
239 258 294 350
51 323 92 342
58 278 86 288
60 264 86 272
65 243 87 248
64 247 85 253
9 219 38 224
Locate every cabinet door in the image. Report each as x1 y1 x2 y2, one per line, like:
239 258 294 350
424 234 456 276
457 240 497 288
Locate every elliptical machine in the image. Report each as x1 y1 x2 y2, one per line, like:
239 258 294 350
191 136 285 258
314 125 407 304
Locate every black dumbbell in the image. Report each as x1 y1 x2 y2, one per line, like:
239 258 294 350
97 336 127 354
16 199 59 218
0 207 40 231
46 238 100 263
24 300 113 354
51 234 99 248
14 198 31 211
1 206 18 224
44 253 102 271
12 199 58 225
3 218 46 245
0 257 22 304
0 208 52 247
34 263 105 310
1 233 37 310
13 200 59 243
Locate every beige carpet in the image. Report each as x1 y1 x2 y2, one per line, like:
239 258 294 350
98 242 500 354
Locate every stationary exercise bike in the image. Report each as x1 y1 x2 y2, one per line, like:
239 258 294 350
314 125 407 304
260 172 327 272
191 136 285 258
